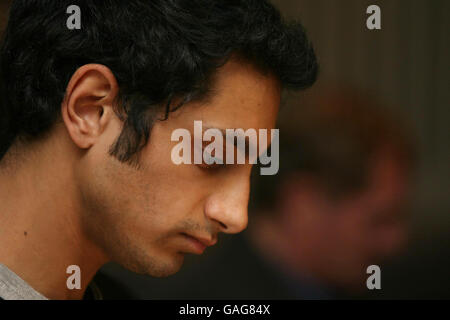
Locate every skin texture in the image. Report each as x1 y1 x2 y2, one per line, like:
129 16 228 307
0 59 281 299
250 147 411 291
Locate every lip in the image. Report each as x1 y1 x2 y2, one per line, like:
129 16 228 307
181 233 217 254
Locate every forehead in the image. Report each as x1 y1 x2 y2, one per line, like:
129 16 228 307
169 59 282 131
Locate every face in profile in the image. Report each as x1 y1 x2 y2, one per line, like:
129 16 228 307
75 60 281 277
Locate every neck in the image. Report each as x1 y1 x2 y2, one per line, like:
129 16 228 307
0 135 108 300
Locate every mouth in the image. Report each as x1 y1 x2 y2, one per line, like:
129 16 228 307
180 233 217 254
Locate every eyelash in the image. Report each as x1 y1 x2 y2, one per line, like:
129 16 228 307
201 164 222 170
200 153 224 170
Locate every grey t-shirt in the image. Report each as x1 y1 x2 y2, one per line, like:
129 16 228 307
0 263 48 300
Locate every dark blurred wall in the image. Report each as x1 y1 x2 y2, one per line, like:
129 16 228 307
272 0 450 236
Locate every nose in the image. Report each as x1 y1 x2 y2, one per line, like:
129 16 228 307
204 174 250 234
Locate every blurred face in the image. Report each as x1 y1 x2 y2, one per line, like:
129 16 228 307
76 60 281 277
317 150 411 288
284 148 411 289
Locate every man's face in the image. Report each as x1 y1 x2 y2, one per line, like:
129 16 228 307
76 60 281 277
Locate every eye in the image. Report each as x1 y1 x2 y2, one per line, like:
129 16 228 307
199 163 222 170
199 152 224 170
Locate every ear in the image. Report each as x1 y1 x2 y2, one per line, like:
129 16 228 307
61 64 119 149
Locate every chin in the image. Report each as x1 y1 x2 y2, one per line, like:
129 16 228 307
150 266 182 278
152 254 185 278
126 250 185 278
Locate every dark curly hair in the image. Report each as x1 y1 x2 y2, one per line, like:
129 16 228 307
0 0 318 164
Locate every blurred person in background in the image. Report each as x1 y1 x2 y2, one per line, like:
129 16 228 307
123 86 416 299
246 87 416 298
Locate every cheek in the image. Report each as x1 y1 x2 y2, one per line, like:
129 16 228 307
78 151 163 240
119 162 208 243
330 213 368 256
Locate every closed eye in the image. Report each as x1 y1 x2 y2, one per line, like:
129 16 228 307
198 152 224 170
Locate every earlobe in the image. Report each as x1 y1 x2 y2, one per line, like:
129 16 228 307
61 64 119 149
